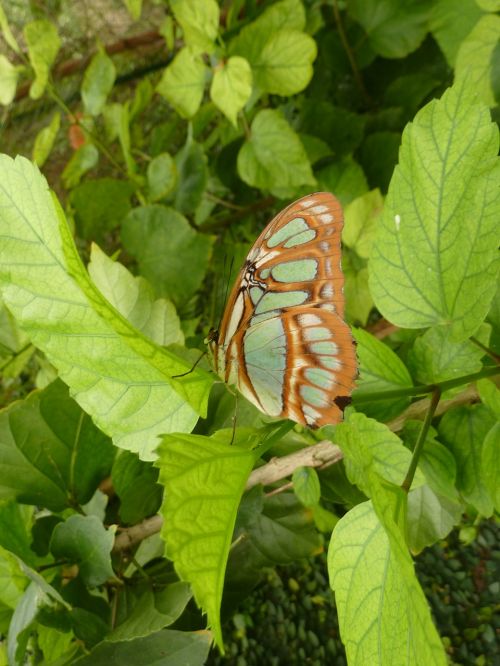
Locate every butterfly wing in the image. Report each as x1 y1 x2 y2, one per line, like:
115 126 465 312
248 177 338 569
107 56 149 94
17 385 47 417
212 192 357 427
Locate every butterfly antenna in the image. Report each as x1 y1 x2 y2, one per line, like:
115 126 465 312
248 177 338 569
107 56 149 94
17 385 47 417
172 350 207 378
216 254 235 334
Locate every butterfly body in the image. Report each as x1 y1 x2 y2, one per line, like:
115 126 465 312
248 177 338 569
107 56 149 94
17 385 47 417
209 192 357 428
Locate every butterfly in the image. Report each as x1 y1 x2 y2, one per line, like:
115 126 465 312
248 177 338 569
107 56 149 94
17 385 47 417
208 192 357 428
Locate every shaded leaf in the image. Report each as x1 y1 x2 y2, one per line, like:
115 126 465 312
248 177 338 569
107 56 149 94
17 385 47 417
237 109 315 195
352 328 413 420
32 112 60 167
171 0 219 54
50 515 115 587
342 189 383 259
481 422 500 512
147 153 177 202
292 467 320 507
0 380 114 510
70 178 134 241
112 451 162 524
174 138 208 214
429 0 482 66
62 144 99 188
0 54 18 106
407 485 462 553
121 205 213 307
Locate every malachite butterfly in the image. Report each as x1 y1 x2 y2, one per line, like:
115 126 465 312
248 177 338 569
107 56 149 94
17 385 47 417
208 192 358 428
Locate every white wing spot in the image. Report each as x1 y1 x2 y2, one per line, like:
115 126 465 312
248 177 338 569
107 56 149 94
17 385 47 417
319 302 336 313
325 259 332 277
301 199 316 208
298 313 323 327
311 205 328 214
320 241 330 252
320 213 333 223
321 283 334 299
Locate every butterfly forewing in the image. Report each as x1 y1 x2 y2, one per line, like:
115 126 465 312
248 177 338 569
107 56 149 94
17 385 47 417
211 192 357 427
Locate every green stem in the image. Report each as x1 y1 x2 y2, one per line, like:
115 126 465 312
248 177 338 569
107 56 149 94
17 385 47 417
470 336 500 363
354 365 499 404
401 387 441 492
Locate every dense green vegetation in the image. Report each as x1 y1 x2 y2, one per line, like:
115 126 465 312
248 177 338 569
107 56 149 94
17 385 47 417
0 1 498 664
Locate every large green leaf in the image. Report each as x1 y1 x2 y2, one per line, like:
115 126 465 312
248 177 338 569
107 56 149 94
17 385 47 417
348 0 431 58
156 48 207 119
352 328 413 420
50 515 115 587
0 155 210 459
237 109 315 195
23 19 60 99
329 501 447 666
438 404 495 516
0 380 114 510
82 48 116 117
155 431 255 649
407 485 462 553
455 14 500 107
121 205 213 307
171 0 219 54
370 82 500 341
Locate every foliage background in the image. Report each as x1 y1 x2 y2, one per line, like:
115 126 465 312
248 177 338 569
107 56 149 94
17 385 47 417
0 1 499 665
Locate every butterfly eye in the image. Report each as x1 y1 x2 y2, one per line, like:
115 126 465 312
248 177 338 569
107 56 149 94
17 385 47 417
209 192 357 428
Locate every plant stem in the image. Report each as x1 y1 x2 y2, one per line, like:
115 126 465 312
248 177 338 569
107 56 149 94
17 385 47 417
354 364 499 404
401 387 441 493
470 336 500 363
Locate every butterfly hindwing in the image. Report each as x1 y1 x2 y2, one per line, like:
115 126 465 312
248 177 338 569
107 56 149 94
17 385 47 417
212 192 357 427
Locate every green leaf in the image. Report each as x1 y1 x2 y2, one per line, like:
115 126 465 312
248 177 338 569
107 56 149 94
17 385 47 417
342 189 383 259
370 82 500 341
407 326 485 388
50 515 115 587
0 501 35 565
109 583 191 641
171 0 219 54
0 380 114 510
0 546 26 609
121 205 213 307
402 421 459 502
329 501 447 666
0 54 18 105
88 244 184 346
0 155 210 459
32 112 60 167
481 422 500 512
62 144 99 188
330 413 425 498
348 0 432 58
296 99 365 156
111 451 162 524
210 56 252 126
70 178 134 241
407 484 462 553
455 14 500 107
237 109 315 195
23 19 60 99
429 0 483 66
82 48 116 116
37 625 75 665
292 467 320 507
173 138 208 214
123 0 142 20
343 263 373 326
73 629 211 665
250 29 317 96
230 0 309 94
156 48 207 118
147 153 177 202
439 404 495 516
0 3 20 54
477 377 500 417
352 328 413 420
315 156 368 206
155 432 255 649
